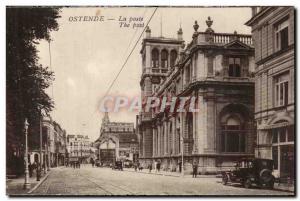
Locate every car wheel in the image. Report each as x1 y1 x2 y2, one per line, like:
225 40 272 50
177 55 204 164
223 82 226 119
222 174 228 185
244 178 252 189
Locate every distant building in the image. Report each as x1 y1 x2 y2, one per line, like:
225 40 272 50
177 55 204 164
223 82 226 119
67 134 92 163
95 112 138 166
138 17 255 173
246 7 295 180
28 117 67 168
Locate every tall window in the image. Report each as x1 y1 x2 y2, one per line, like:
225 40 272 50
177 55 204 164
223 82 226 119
275 18 289 51
207 56 214 76
274 72 289 107
151 49 159 68
161 49 168 68
221 116 245 152
185 64 191 84
229 57 241 77
170 50 177 67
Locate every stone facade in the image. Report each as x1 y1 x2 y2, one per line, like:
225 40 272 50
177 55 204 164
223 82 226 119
29 117 67 168
95 112 138 166
67 134 92 163
246 7 295 180
138 17 256 174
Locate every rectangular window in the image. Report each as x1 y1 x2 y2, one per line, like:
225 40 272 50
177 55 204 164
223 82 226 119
279 128 286 142
207 56 214 76
228 57 241 77
287 126 294 142
227 133 239 152
272 129 278 143
274 72 289 107
275 18 289 51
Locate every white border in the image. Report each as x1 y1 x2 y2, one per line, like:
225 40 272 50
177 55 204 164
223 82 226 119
1 1 299 201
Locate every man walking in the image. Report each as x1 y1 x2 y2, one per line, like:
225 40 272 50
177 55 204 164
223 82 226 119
192 161 198 178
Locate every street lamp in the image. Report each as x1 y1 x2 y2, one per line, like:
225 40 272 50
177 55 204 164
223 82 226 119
23 118 30 189
181 135 184 177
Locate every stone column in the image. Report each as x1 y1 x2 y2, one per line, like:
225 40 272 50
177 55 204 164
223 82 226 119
167 49 171 70
172 117 176 155
158 48 162 69
205 93 216 153
153 127 156 157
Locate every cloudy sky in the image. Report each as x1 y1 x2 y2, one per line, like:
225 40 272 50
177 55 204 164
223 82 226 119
37 7 252 141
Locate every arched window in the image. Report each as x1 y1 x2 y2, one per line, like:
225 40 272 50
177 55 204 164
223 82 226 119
161 49 168 68
170 50 177 67
221 116 245 152
151 49 159 68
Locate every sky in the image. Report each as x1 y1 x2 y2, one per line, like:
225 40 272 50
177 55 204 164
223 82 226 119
37 7 252 141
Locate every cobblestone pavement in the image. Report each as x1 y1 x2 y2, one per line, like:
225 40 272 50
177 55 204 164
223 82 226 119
31 166 294 196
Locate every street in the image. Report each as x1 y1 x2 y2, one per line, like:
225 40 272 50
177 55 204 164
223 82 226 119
30 166 293 196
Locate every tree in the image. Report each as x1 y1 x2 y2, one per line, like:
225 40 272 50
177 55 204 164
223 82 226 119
6 7 60 175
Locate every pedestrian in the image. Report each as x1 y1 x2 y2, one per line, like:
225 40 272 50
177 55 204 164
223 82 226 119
91 158 95 167
29 162 33 178
137 161 140 171
156 161 161 172
134 162 138 171
178 161 182 173
192 161 198 178
148 163 152 173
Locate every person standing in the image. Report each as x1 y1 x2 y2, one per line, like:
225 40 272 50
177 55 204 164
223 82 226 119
148 162 152 173
91 158 95 167
192 161 198 178
178 161 182 173
156 161 161 172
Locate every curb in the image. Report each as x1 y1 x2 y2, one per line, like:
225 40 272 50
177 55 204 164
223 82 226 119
124 169 180 177
123 169 217 178
27 170 51 194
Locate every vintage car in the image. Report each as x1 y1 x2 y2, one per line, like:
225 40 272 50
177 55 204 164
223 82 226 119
221 158 275 189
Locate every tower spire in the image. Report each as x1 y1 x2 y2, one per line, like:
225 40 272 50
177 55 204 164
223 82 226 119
102 108 110 125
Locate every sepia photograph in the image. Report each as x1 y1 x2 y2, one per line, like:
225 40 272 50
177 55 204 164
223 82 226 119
5 5 295 196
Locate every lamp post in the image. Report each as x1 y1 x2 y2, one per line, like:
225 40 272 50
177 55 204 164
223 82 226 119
181 135 184 177
23 119 30 189
40 115 43 175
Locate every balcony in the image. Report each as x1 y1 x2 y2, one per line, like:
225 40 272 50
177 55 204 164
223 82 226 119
213 33 253 46
143 67 169 74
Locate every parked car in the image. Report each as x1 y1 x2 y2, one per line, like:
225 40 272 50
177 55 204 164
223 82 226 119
112 161 123 171
221 158 275 189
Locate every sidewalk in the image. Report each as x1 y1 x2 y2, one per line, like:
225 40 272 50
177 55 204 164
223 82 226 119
123 168 216 178
124 168 294 193
6 169 51 196
274 182 294 193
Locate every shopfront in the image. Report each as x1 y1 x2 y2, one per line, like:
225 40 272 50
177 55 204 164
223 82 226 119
271 124 294 181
